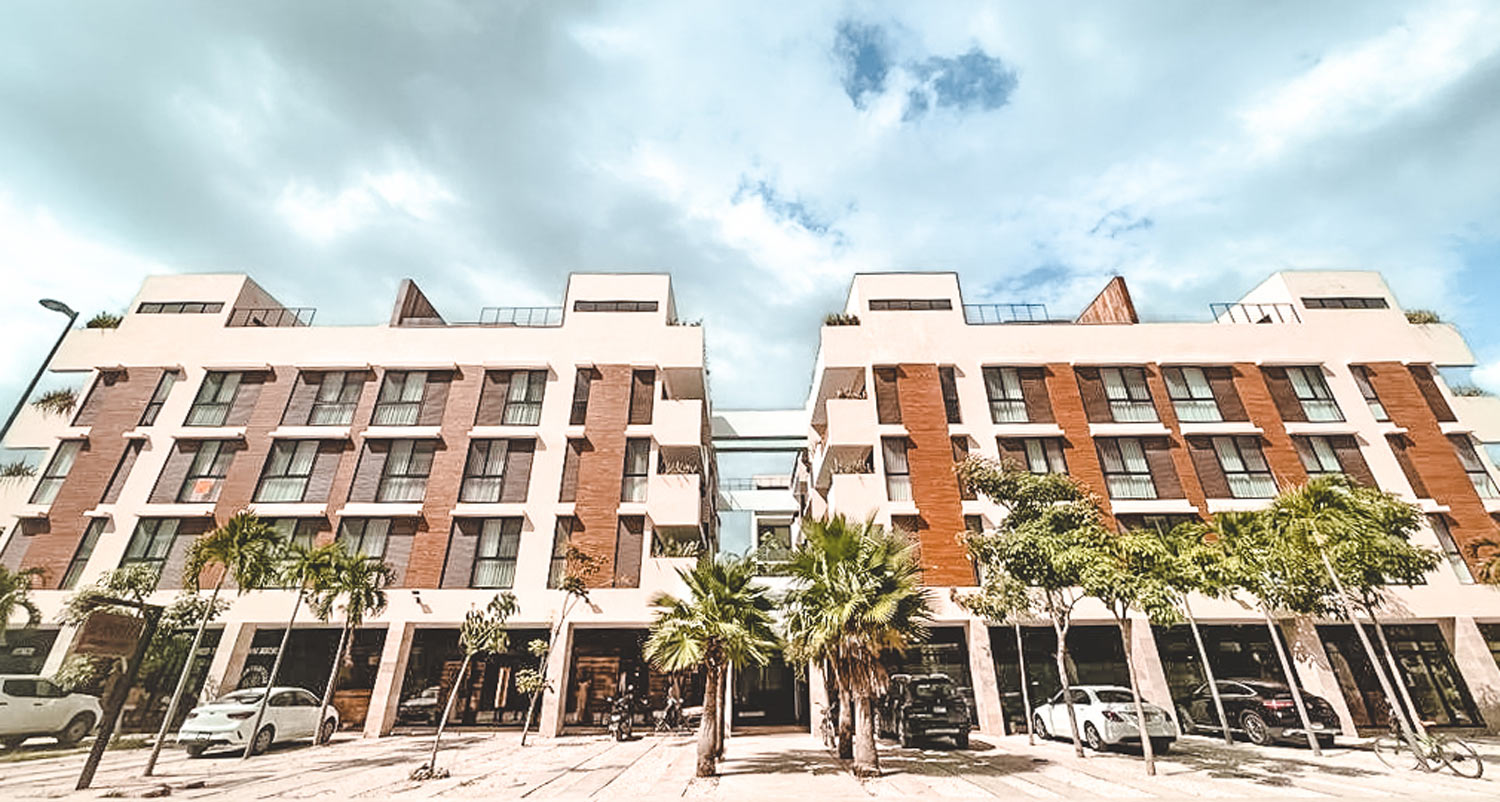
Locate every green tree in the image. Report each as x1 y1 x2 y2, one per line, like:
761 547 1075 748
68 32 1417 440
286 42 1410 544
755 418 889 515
954 572 1039 744
309 549 395 745
415 593 519 780
645 554 778 777
144 512 281 775
783 515 931 777
1149 522 1235 747
959 458 1102 758
0 565 42 645
518 545 599 746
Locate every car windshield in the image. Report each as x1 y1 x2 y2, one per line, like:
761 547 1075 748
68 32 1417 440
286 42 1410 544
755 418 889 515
1095 690 1137 704
216 690 265 705
911 681 953 699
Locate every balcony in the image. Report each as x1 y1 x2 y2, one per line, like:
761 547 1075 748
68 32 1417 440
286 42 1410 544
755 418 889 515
824 473 885 520
227 307 315 327
963 303 1050 324
476 306 563 327
1210 302 1300 324
648 473 702 527
654 399 704 446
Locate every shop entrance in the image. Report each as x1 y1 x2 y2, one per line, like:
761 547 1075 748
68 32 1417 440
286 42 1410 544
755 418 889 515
883 626 977 726
396 627 548 728
239 627 387 730
1152 623 1305 714
732 651 808 728
989 625 1129 733
1318 623 1483 729
566 628 704 729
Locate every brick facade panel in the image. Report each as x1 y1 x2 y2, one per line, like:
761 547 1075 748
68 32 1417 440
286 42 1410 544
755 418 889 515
895 364 974 586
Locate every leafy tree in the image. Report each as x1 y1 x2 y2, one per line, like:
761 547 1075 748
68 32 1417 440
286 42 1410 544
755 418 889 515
959 459 1103 758
414 594 519 780
1149 522 1235 747
783 515 931 777
518 545 600 746
0 565 42 645
645 554 778 777
309 549 395 745
954 573 1039 744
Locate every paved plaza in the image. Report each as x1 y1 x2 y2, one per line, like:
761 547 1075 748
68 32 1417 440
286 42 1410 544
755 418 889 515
3 729 1498 800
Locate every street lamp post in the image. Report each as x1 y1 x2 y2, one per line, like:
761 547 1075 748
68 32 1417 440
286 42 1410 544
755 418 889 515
0 298 78 446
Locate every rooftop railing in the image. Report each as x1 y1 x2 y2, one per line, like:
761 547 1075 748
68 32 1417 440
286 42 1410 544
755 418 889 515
963 303 1050 324
226 307 315 327
1210 302 1301 324
476 306 564 327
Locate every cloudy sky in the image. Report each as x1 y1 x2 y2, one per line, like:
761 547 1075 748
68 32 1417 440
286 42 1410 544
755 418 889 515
2 0 1499 413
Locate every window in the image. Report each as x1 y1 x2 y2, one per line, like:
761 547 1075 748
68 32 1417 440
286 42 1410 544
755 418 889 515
471 518 522 588
868 298 953 311
1101 367 1156 422
873 367 902 424
1098 438 1155 499
503 370 546 425
1285 366 1342 421
629 369 655 425
569 368 593 425
939 366 961 423
186 372 240 426
1163 367 1220 422
309 371 362 425
548 517 576 589
653 526 704 557
268 518 320 551
883 437 911 501
29 440 81 504
559 438 584 502
337 518 390 558
1302 296 1389 309
458 440 534 503
621 438 650 501
121 518 179 574
255 441 319 502
136 301 224 314
372 371 426 425
140 370 178 426
756 521 793 563
62 518 107 589
572 300 658 312
983 367 1027 423
1428 515 1474 584
1450 436 1499 498
1212 436 1276 498
1294 435 1343 476
178 440 235 503
1350 366 1388 421
376 440 434 502
1022 438 1067 475
101 440 143 505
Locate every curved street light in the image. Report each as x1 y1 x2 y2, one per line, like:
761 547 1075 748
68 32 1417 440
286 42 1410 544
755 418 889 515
0 298 80 446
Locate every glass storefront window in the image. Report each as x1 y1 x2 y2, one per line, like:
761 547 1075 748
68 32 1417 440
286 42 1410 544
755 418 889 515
1318 624 1483 729
396 627 547 728
988 625 1130 734
1152 624 1303 714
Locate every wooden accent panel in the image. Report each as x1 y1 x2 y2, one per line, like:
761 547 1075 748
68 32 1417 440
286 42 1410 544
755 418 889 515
629 370 655 425
1366 361 1494 569
1019 368 1054 423
1409 365 1457 422
384 518 420 587
223 372 267 427
1205 367 1248 422
1259 367 1306 422
895 364 974 586
1073 367 1112 423
1186 437 1230 499
158 518 214 590
1386 434 1429 497
500 440 535 503
1330 436 1376 487
348 442 390 503
100 440 143 504
21 368 165 588
442 519 481 589
407 367 486 588
1146 365 1207 510
303 442 346 503
1234 364 1309 490
150 441 198 503
573 365 633 587
1074 276 1139 324
559 438 584 502
72 370 124 427
613 516 645 588
1046 364 1115 526
874 367 901 424
416 371 453 427
1142 437 1184 499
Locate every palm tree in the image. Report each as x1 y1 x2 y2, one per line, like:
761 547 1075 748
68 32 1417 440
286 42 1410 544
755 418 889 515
0 565 42 644
644 554 778 777
144 511 282 775
783 515 931 777
417 593 518 780
309 549 395 744
241 541 342 760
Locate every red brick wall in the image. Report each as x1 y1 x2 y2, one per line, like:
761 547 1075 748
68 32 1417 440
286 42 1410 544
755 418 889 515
321 371 383 544
1045 364 1115 527
1145 364 1207 511
895 365 972 586
407 366 487 588
574 365 632 587
1235 364 1309 491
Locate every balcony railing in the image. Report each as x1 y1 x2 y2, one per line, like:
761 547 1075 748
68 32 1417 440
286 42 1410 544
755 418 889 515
227 307 315 327
477 306 564 327
963 303 1050 324
1210 302 1301 324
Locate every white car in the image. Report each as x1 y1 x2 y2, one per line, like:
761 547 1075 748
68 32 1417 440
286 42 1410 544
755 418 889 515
1031 685 1177 753
0 675 102 749
176 687 338 757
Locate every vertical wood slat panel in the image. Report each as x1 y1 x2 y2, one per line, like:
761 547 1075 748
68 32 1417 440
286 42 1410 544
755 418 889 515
613 516 644 588
1018 368 1054 423
150 441 198 503
441 519 482 589
101 440 143 504
1258 367 1306 422
559 439 584 502
474 371 511 426
1330 435 1377 487
873 367 901 424
348 441 390 503
303 441 346 503
283 371 320 426
1143 437 1184 499
1073 367 1111 422
1205 367 1248 421
71 371 122 427
629 369 655 425
418 371 453 426
501 440 535 503
224 372 267 426
1409 365 1457 422
1187 437 1230 499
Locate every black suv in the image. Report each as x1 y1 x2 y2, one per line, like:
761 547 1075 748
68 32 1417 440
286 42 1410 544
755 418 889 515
1178 679 1342 747
878 674 971 748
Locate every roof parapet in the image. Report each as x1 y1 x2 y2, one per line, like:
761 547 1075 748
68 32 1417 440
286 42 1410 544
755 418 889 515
1075 276 1138 324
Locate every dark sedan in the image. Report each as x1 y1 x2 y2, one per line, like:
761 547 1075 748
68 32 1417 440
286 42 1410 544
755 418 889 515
878 674 971 748
1177 679 1342 747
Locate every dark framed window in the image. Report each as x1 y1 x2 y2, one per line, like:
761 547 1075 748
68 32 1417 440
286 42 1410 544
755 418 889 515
29 440 82 504
1020 438 1067 475
939 366 961 423
1350 366 1388 421
1428 515 1474 584
1101 367 1156 422
1285 366 1342 421
101 439 141 505
136 301 224 314
62 518 107 589
268 518 320 551
139 370 179 427
755 520 793 563
1098 438 1155 499
121 518 179 574
502 370 546 425
868 298 953 311
471 518 522 588
983 367 1027 423
548 517 576 589
1163 367 1221 422
1294 435 1343 476
255 440 319 502
569 368 594 425
572 300 658 312
882 437 911 501
621 438 650 501
309 371 363 425
372 371 426 426
1211 436 1276 498
337 518 390 558
178 440 235 503
629 369 655 425
376 440 434 502
186 371 241 426
1450 436 1498 498
1302 296 1388 309
460 439 534 503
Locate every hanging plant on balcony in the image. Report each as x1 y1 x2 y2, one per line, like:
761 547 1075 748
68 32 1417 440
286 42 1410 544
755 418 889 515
0 461 38 482
31 387 78 418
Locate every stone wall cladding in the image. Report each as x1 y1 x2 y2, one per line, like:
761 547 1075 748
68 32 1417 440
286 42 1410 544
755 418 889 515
574 365 632 587
895 364 974 586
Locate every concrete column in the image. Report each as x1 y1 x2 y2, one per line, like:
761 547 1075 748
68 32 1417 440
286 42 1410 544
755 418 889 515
964 620 1006 735
539 621 573 737
807 660 828 736
205 620 254 698
1125 617 1172 712
363 621 415 738
41 624 78 675
1282 617 1357 736
1443 617 1500 734
723 663 735 737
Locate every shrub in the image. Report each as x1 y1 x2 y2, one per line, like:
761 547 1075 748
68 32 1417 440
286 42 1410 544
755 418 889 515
31 388 78 417
85 312 122 329
1406 309 1441 324
823 313 861 326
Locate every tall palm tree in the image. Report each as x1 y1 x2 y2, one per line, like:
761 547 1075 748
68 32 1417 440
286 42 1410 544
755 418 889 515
783 515 931 777
309 549 395 744
143 511 281 776
0 565 42 644
241 540 342 760
644 554 778 778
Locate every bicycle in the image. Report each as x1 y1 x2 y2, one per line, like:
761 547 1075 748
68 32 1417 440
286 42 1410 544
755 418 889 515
1372 717 1484 779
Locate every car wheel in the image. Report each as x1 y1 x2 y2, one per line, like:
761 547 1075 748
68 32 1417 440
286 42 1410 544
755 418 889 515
1240 712 1272 746
1151 738 1173 755
185 744 209 758
1176 706 1197 735
1083 723 1106 752
1317 735 1335 750
1 736 26 750
56 714 94 746
251 725 274 756
1032 714 1049 741
318 718 336 745
899 717 916 748
954 731 970 750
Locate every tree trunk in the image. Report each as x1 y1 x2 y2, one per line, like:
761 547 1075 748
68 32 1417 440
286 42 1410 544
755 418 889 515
243 588 301 760
1260 606 1322 757
520 690 540 746
696 662 719 777
852 692 879 777
315 621 352 744
427 653 471 774
1115 614 1156 776
144 576 222 776
1014 623 1034 745
715 664 727 758
1369 608 1426 739
1183 597 1233 746
1051 612 1084 757
836 670 854 760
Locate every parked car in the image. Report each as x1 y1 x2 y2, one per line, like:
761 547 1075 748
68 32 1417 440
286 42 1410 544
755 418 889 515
1031 685 1176 753
398 686 442 725
1177 679 1341 747
176 687 338 757
878 673 971 748
0 675 101 749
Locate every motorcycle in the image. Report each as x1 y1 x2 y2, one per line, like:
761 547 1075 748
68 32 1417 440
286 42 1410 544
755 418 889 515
607 691 634 741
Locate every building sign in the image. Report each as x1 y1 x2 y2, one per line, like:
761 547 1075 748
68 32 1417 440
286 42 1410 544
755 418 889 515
73 612 145 659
